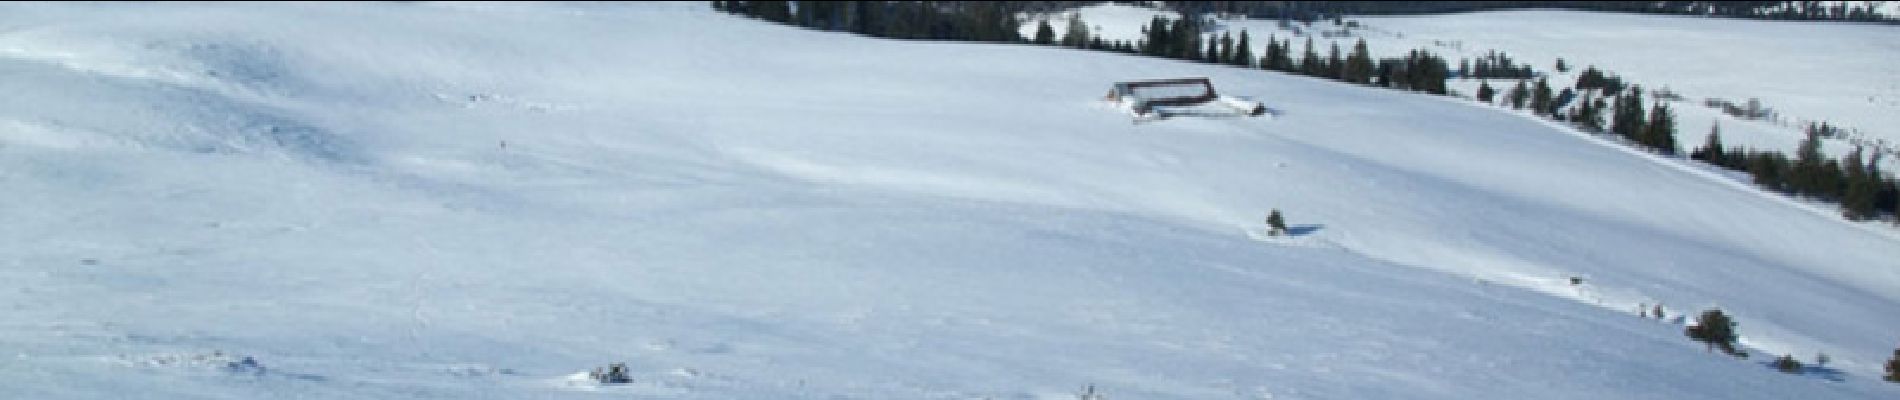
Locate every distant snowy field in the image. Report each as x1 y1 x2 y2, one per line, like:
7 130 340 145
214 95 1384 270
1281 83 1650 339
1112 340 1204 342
1028 4 1900 168
3 2 1898 399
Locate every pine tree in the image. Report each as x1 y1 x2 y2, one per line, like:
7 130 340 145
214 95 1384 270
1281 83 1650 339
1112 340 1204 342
1204 38 1220 63
1218 32 1235 64
1643 103 1678 155
1299 37 1321 77
1530 77 1554 116
1261 35 1281 70
1476 80 1496 104
1326 42 1344 80
1507 80 1530 109
1611 86 1646 141
1345 38 1373 84
1232 30 1254 68
1061 13 1090 48
1555 58 1569 73
1692 123 1726 164
1842 147 1879 220
1792 126 1827 196
1276 38 1294 71
1685 308 1742 357
1033 19 1056 45
1142 16 1170 57
1171 17 1201 60
1266 209 1288 236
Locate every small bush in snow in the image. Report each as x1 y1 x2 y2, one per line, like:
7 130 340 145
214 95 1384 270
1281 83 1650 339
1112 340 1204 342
588 362 632 384
1885 347 1900 382
1771 354 1802 374
1685 308 1743 357
1266 209 1287 236
1076 383 1106 400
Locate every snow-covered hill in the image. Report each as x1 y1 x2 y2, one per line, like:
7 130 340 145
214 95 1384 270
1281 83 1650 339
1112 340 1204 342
1027 4 1900 168
3 2 1897 399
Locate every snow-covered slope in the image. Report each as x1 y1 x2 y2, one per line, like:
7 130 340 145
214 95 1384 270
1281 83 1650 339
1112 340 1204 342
1028 4 1900 168
3 2 1897 399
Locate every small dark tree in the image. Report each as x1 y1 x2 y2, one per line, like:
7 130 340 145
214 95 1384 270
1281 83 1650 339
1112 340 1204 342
1772 354 1803 373
1266 209 1288 236
1476 80 1496 104
1611 86 1646 141
1061 14 1090 48
1792 126 1827 197
1686 309 1742 357
1885 347 1900 382
1530 77 1554 116
1555 58 1569 73
1232 30 1254 67
1344 38 1373 84
1842 147 1879 220
590 362 632 384
1299 37 1321 77
1033 19 1056 45
1692 123 1725 163
1643 103 1678 155
1218 31 1235 64
1507 80 1530 109
1326 42 1345 80
1205 37 1220 63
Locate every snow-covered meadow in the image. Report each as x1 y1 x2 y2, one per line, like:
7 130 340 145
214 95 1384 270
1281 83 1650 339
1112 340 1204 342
2 2 1897 399
1027 4 1900 168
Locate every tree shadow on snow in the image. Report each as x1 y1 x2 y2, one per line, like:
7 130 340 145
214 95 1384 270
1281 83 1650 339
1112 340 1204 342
1285 224 1324 236
1757 362 1847 382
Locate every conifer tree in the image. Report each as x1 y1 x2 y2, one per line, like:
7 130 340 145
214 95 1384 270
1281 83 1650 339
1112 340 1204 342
1643 103 1678 155
1582 96 1608 132
1686 308 1742 357
1261 35 1281 70
1205 38 1220 63
1033 19 1056 45
1507 80 1530 109
1476 80 1496 104
1843 147 1878 220
1692 123 1725 164
1326 42 1344 80
1300 37 1321 77
1345 38 1373 84
1266 209 1288 236
1792 126 1827 196
1218 32 1235 64
1142 16 1170 57
1276 38 1294 71
1232 31 1254 68
1611 86 1646 141
1530 77 1554 116
1170 17 1201 60
1061 14 1090 48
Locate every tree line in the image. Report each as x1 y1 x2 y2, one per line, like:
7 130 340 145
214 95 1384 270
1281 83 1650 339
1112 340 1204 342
716 2 1452 96
1478 63 1900 223
1152 1 1896 24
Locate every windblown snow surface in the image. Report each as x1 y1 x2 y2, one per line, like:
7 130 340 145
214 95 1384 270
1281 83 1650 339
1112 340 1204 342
2 2 1897 399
